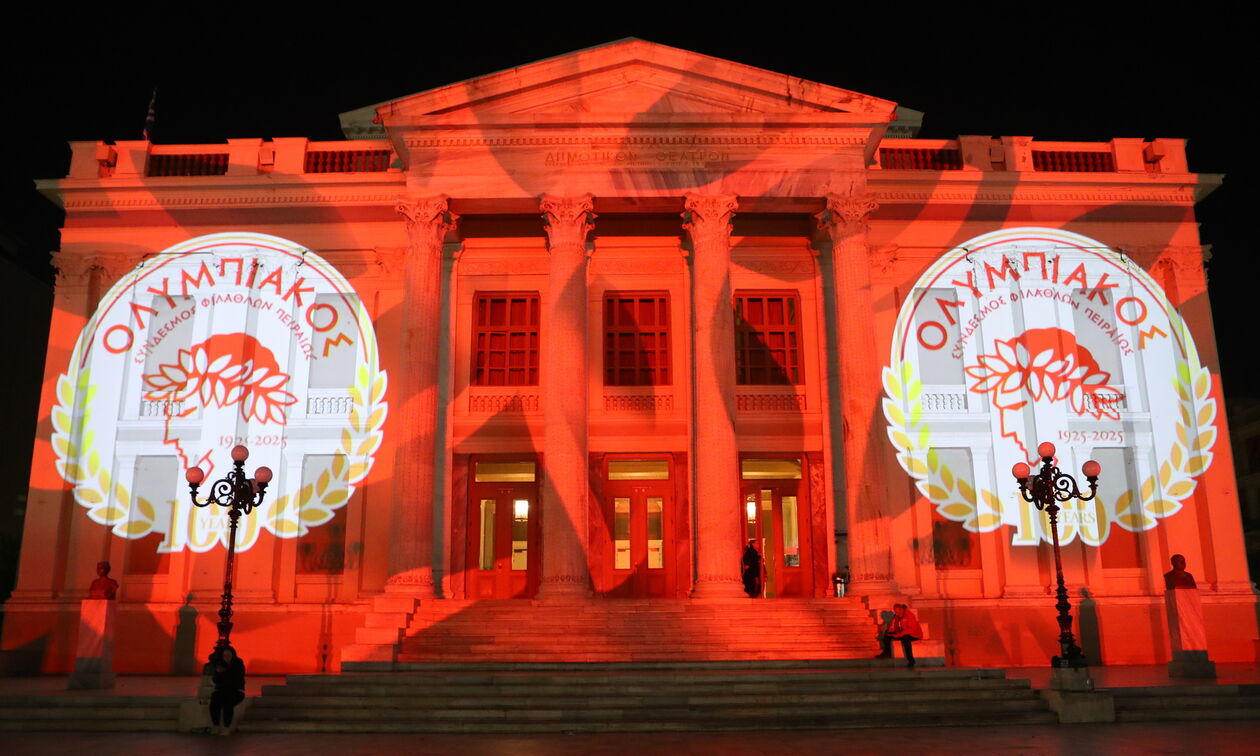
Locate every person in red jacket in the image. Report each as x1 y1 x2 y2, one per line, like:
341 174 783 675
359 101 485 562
875 603 923 667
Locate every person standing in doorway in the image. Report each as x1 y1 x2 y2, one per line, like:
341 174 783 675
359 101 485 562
742 540 764 598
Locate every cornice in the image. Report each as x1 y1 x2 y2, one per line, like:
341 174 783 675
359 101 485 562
57 189 404 212
402 134 873 149
870 187 1196 204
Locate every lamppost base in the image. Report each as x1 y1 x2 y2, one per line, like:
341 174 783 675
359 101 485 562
1050 664 1094 691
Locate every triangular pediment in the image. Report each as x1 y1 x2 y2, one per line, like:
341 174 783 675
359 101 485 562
341 39 902 137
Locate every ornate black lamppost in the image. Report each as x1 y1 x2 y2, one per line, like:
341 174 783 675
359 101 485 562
185 445 272 658
1011 441 1101 670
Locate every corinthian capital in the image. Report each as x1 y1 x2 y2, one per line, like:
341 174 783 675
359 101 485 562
540 194 596 251
682 193 738 249
816 193 879 244
397 195 458 255
52 251 92 284
54 251 137 287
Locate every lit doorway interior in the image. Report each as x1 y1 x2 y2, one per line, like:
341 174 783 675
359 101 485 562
740 457 811 597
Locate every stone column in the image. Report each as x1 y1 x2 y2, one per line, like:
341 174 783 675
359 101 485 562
537 195 595 598
684 193 746 598
386 196 457 595
817 193 897 596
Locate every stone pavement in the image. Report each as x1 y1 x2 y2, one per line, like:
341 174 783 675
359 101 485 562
4 721 1260 755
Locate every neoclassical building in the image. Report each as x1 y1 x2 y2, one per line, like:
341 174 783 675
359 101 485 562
3 40 1254 673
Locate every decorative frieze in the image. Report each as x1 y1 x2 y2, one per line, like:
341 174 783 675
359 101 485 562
604 394 674 412
469 394 540 413
736 394 806 412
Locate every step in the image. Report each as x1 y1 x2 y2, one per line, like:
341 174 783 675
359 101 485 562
0 696 181 732
1107 684 1252 697
245 697 1051 722
1112 694 1260 710
239 710 1060 734
383 659 979 672
1116 707 1260 722
262 679 1031 700
0 719 177 732
285 665 1009 683
252 688 1039 712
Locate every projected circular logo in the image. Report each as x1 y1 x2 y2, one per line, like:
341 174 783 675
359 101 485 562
51 233 388 553
882 227 1216 547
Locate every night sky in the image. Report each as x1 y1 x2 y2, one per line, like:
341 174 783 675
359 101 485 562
0 7 1252 544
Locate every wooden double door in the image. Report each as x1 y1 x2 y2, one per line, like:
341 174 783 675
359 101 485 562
598 456 679 598
741 477 812 598
604 481 673 597
466 459 540 599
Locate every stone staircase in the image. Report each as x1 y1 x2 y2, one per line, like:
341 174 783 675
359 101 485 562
346 597 886 667
241 662 1055 733
0 695 183 732
1110 684 1260 722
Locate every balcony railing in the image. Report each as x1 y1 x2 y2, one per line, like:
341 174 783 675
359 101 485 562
1032 149 1115 172
875 137 1186 174
147 152 229 177
304 149 393 173
75 139 397 179
879 146 963 170
73 136 1188 179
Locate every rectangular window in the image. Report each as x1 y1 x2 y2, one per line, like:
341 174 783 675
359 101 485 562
604 293 671 386
734 291 802 385
473 293 540 386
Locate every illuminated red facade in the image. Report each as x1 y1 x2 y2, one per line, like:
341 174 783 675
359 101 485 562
3 40 1255 673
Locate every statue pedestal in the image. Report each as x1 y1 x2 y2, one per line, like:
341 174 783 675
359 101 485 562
1165 588 1216 678
68 599 116 689
1050 666 1094 691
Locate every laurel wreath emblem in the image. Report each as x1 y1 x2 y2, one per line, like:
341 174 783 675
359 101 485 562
1110 360 1215 531
257 360 388 537
51 368 158 538
50 237 388 551
882 361 1005 533
53 351 387 547
882 350 1217 543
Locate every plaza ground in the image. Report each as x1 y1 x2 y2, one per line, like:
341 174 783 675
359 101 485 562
3 721 1260 755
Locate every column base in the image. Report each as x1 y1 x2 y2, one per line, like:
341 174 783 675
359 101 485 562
1168 650 1217 678
68 658 115 690
690 579 748 599
849 580 901 608
536 577 592 600
385 569 437 599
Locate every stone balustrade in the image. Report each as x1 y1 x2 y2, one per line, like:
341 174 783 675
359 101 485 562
65 136 1188 180
874 136 1188 174
67 139 397 179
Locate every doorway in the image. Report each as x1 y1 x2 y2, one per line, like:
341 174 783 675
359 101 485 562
740 457 811 597
467 458 539 598
603 457 674 597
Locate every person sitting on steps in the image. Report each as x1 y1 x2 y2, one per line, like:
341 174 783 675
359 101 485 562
208 645 247 735
874 603 923 667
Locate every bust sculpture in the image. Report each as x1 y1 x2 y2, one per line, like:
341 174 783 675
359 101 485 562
1163 553 1198 590
88 561 119 600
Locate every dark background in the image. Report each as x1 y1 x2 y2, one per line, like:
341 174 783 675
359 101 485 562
1 6 1252 596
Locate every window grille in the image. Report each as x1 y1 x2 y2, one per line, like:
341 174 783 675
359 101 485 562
734 291 803 385
604 293 671 386
472 294 540 386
